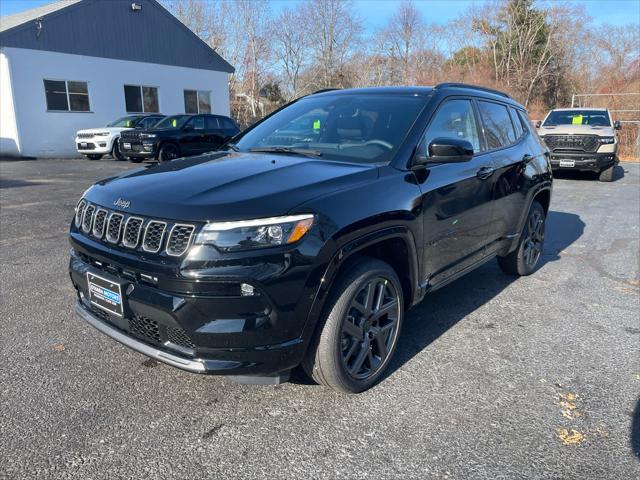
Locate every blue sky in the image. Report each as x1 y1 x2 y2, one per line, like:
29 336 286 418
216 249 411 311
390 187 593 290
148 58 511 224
1 0 638 30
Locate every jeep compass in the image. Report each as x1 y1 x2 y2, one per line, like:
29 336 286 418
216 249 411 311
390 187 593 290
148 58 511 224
69 84 552 393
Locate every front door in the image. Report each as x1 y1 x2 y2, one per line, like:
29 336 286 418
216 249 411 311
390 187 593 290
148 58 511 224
419 98 495 286
182 116 206 154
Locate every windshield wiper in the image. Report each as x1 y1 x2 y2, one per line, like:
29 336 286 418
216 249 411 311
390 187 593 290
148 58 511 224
249 147 322 158
224 143 240 152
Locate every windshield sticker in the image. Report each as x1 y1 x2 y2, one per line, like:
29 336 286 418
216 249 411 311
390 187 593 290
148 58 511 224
172 119 177 127
313 119 321 131
572 115 583 125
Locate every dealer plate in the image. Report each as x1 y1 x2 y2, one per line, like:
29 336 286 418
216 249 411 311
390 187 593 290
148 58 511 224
123 142 131 149
559 160 575 167
86 272 124 317
80 142 88 148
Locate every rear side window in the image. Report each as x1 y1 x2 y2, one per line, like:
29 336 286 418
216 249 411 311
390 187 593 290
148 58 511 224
205 116 220 129
478 101 516 149
186 116 205 130
517 110 534 134
510 108 524 139
220 117 237 129
422 99 482 153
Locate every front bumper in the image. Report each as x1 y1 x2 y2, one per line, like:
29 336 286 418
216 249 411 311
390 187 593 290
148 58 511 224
76 138 112 154
549 151 617 172
119 140 157 158
69 242 314 377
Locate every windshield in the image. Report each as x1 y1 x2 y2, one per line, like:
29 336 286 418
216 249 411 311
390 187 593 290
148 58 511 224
153 115 190 130
543 110 610 127
107 116 142 128
234 94 428 164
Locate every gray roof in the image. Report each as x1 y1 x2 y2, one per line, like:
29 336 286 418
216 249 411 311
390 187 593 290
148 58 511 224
0 0 82 33
0 0 234 73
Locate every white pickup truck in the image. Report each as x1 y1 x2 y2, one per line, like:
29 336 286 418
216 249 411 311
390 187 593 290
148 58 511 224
75 115 164 161
536 108 621 181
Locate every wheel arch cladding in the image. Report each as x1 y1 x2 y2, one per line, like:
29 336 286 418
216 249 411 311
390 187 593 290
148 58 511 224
533 188 551 214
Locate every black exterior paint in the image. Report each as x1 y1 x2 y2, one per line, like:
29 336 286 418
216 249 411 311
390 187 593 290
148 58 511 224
69 85 552 377
0 0 233 73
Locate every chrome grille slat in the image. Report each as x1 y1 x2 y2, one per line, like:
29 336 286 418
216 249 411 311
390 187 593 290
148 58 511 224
142 221 167 253
122 217 144 248
166 224 195 256
92 208 108 238
81 204 96 233
75 199 87 228
106 213 124 243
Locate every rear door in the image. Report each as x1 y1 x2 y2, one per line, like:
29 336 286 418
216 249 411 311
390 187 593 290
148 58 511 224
203 116 225 152
475 100 529 248
420 97 495 286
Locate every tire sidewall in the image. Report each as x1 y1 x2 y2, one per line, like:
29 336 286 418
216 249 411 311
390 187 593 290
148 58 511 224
112 140 125 161
516 202 545 275
159 143 179 162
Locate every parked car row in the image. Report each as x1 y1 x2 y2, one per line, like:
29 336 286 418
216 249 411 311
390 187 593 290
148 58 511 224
75 113 240 163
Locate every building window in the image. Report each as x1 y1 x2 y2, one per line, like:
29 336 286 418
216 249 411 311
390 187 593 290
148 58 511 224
124 85 159 113
43 79 90 112
184 90 211 114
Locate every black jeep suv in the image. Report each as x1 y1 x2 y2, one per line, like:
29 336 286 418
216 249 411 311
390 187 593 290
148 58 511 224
69 84 552 393
119 114 240 163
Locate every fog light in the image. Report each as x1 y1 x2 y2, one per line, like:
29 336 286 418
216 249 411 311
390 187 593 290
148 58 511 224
240 283 255 296
99 142 106 147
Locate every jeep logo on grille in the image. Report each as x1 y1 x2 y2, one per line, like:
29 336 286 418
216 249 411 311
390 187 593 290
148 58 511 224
113 198 131 209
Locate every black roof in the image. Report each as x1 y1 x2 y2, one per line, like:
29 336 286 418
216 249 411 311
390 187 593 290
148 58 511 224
0 0 234 73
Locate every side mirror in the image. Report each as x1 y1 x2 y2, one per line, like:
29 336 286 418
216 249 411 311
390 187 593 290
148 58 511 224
614 120 622 130
535 120 542 129
415 138 474 165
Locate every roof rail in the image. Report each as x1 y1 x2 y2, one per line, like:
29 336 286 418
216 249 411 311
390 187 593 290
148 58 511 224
434 83 511 99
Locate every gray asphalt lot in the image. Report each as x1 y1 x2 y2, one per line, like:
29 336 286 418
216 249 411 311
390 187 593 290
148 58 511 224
1 158 639 479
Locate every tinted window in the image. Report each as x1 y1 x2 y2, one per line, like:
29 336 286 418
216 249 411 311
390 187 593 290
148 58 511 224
422 99 481 153
142 117 161 129
155 115 190 129
543 109 610 127
478 101 516 149
124 85 159 113
220 117 237 129
187 116 205 130
517 110 534 134
44 79 90 111
205 116 220 129
108 115 141 127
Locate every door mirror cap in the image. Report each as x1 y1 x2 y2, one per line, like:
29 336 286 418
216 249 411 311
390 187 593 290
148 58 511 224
415 138 474 165
535 120 542 129
614 120 622 130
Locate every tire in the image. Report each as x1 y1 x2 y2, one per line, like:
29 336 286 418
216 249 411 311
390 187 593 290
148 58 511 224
111 140 125 161
158 143 179 162
129 157 143 163
86 154 102 160
303 257 404 394
498 201 546 276
599 164 615 182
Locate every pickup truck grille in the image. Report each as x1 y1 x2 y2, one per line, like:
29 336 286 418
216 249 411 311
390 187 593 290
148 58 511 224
75 201 196 256
543 135 599 153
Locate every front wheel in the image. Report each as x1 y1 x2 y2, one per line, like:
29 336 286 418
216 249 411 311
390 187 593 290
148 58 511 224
111 141 125 161
158 143 179 162
86 154 102 160
498 201 546 276
303 257 404 394
599 164 615 182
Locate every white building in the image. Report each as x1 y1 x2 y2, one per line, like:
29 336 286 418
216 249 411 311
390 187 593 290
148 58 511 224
0 0 234 158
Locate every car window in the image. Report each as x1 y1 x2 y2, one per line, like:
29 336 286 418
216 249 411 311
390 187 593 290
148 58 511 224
220 117 237 130
205 116 220 130
478 101 517 149
510 108 524 139
517 110 534 135
187 116 205 130
422 99 481 153
543 109 610 127
142 117 160 129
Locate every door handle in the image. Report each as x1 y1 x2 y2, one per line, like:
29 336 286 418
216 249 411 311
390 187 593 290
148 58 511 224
523 154 534 164
476 166 495 180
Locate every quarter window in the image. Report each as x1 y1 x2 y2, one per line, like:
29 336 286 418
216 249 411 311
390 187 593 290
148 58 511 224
124 85 159 113
43 79 90 112
478 101 516 149
422 99 481 154
184 90 212 114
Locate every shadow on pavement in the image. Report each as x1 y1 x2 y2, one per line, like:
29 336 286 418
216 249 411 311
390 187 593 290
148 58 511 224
553 165 625 182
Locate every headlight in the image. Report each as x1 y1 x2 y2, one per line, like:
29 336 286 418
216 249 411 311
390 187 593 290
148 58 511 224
194 214 314 251
140 133 157 139
598 137 615 144
94 132 109 136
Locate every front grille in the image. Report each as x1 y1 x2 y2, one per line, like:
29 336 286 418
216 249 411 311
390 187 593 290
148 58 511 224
142 221 166 253
120 131 142 141
92 209 108 238
106 213 124 243
122 217 143 248
166 225 195 256
82 204 95 232
128 315 161 344
167 326 195 349
543 135 599 153
76 201 196 256
77 133 94 139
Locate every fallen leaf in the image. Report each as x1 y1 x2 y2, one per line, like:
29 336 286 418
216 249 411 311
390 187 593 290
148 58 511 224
556 428 584 445
52 343 65 352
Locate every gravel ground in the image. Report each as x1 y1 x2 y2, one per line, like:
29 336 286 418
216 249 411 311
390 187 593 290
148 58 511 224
1 158 639 480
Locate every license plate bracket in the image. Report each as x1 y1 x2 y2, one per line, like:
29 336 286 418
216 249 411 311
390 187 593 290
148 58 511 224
86 272 124 317
559 160 575 167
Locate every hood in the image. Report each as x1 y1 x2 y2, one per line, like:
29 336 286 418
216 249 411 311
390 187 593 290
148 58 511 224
77 127 132 135
83 152 378 221
538 124 615 137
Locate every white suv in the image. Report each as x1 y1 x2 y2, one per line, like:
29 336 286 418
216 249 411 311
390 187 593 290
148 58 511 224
75 115 164 161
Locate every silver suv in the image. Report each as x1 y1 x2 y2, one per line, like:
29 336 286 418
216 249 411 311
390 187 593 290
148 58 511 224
536 108 621 181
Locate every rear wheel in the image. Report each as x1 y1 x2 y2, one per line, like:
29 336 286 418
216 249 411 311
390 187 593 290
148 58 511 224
303 257 403 394
158 143 179 162
599 164 615 182
111 140 125 161
498 201 545 276
86 154 102 160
